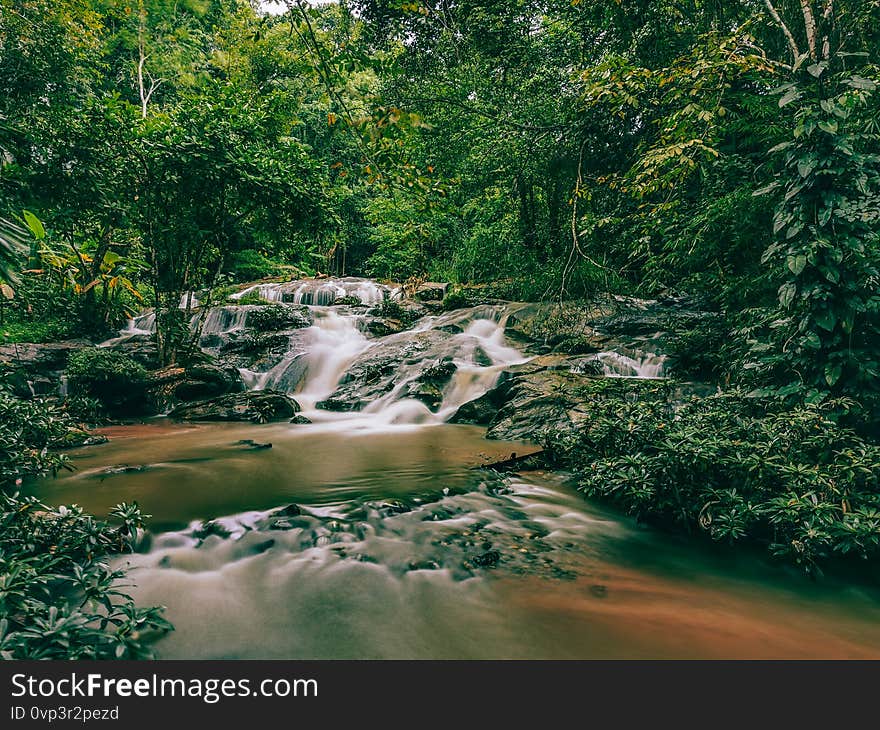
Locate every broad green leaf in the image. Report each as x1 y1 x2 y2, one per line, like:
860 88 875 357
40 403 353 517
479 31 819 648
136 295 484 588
787 254 807 275
778 282 796 309
814 308 836 331
22 211 45 241
825 363 842 386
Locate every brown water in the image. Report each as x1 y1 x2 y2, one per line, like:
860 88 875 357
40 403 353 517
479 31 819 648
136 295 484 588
27 420 880 659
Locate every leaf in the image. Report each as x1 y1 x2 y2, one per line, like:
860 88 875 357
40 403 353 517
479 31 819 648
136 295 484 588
778 282 796 309
814 308 836 331
778 89 801 108
818 120 838 134
22 211 45 241
806 62 827 78
787 254 807 275
797 159 815 178
825 363 842 386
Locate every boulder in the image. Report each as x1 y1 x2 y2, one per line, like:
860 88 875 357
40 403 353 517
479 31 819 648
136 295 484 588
415 282 450 301
169 390 299 422
173 364 244 401
0 339 91 397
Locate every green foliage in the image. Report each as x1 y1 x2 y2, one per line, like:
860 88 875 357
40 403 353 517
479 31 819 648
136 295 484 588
0 386 77 488
441 290 469 311
66 349 147 414
227 250 286 283
245 304 309 331
748 65 880 416
369 297 412 325
333 295 363 306
547 381 880 572
0 492 172 659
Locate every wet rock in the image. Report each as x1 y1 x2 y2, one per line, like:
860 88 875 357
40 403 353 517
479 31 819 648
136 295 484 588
364 317 406 337
318 330 454 412
0 339 92 397
98 464 151 476
415 282 450 301
174 363 244 402
107 336 160 369
276 504 303 517
589 584 608 598
471 550 501 568
235 439 272 450
289 414 312 424
193 521 231 541
169 390 299 422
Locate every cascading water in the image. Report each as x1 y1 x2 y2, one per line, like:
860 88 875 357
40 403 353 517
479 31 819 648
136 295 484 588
240 303 529 427
593 350 667 378
230 277 401 306
100 277 669 423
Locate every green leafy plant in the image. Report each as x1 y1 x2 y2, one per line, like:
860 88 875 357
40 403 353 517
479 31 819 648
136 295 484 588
0 492 172 659
66 348 147 415
546 380 880 572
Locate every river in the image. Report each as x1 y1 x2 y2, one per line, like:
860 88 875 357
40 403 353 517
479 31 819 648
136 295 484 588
24 279 880 658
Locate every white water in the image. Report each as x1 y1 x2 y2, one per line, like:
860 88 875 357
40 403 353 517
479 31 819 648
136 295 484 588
595 350 667 379
230 277 401 306
240 305 529 428
100 277 669 424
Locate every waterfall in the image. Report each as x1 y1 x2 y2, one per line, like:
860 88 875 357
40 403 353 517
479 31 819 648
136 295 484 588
98 276 670 425
240 304 530 427
595 351 667 379
242 308 372 410
230 277 401 306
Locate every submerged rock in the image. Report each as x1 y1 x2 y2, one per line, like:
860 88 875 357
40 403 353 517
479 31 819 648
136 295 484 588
169 390 299 423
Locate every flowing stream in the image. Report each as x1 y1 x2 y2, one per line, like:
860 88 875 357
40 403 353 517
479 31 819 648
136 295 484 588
28 279 880 658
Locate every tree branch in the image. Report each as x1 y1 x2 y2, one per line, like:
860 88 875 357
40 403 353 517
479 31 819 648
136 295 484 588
763 0 801 64
799 0 818 60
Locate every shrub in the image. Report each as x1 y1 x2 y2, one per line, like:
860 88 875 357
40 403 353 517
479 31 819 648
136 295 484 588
228 250 284 283
441 290 469 311
369 298 413 325
546 380 880 573
66 349 147 415
333 295 363 306
246 304 310 331
0 386 77 488
0 493 172 659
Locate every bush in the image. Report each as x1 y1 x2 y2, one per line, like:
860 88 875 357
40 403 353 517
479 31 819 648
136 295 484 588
0 387 78 488
441 290 469 311
0 493 172 659
369 298 413 325
66 349 147 415
546 380 880 573
228 250 284 283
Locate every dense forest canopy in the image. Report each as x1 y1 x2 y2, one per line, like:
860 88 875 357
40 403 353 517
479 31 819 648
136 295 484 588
0 0 878 404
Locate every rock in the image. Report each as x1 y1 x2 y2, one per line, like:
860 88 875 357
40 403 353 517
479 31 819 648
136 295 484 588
169 390 300 423
107 336 160 369
317 329 452 412
193 521 231 541
0 339 91 397
275 504 302 517
415 282 450 301
235 439 272 450
363 317 406 337
471 550 501 568
174 364 244 402
0 339 91 372
289 414 312 424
